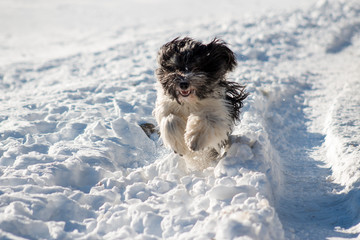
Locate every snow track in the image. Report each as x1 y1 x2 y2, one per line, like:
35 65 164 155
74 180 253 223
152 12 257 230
251 2 360 237
264 54 360 239
0 0 360 239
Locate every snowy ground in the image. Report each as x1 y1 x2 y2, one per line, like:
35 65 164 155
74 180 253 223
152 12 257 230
0 0 360 239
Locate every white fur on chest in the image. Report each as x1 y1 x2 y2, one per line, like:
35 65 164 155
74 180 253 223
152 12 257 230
153 86 233 169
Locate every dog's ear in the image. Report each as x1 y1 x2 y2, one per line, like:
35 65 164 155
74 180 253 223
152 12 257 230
207 38 237 73
157 43 172 70
157 37 183 72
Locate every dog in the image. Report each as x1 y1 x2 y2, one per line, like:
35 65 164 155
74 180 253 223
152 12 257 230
153 37 248 169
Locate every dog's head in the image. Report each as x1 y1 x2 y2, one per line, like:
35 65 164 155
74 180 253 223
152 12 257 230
156 37 236 103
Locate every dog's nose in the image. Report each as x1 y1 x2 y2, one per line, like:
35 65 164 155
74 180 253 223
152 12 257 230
179 82 189 90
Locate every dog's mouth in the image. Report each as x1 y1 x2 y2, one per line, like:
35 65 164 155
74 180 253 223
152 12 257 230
179 89 192 97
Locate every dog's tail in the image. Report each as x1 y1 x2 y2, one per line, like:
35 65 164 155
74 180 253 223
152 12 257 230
220 81 249 122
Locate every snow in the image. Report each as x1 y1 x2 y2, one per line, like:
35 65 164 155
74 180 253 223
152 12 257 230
0 0 360 239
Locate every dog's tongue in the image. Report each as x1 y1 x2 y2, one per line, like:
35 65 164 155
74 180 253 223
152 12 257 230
181 90 190 95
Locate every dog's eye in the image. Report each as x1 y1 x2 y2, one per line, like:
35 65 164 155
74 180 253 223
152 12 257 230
163 65 175 72
179 42 186 48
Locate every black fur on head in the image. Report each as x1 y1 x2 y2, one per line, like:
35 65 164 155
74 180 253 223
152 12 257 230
156 37 248 121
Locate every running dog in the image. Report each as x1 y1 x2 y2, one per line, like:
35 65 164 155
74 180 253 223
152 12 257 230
153 37 248 169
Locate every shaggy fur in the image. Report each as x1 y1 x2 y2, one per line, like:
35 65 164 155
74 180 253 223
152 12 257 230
153 37 248 169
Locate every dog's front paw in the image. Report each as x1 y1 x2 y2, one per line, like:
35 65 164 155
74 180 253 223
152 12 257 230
186 135 201 151
185 115 206 151
185 130 208 152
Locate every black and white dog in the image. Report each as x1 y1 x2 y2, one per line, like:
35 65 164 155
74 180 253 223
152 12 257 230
153 37 248 169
